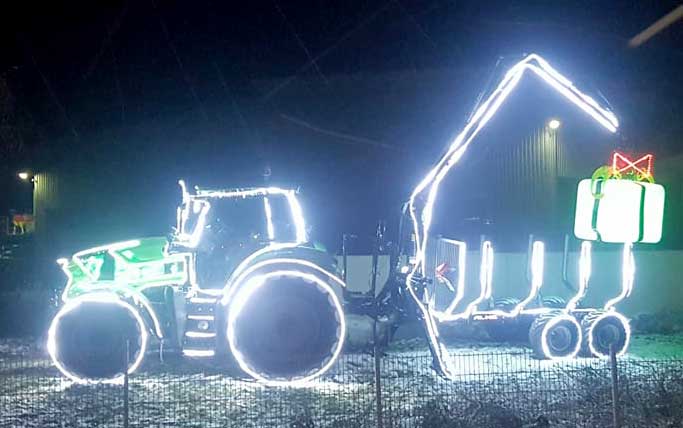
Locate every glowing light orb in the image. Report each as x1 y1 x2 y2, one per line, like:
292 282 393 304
548 119 561 129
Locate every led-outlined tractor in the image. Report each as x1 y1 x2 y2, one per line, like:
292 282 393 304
48 182 346 386
385 53 664 379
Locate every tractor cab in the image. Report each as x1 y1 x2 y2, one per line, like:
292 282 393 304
170 181 308 293
169 181 306 290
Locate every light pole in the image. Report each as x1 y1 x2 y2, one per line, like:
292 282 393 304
14 171 35 235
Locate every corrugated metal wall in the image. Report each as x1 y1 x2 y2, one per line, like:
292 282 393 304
31 167 177 261
655 153 683 249
428 122 589 250
489 125 569 241
32 172 61 252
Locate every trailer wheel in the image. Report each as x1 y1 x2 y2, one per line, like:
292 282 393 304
529 311 581 359
581 311 630 358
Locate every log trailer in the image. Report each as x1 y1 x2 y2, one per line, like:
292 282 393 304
384 54 665 379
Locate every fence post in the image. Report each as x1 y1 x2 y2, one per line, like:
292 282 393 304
124 340 130 428
371 221 384 428
373 323 383 428
609 344 620 428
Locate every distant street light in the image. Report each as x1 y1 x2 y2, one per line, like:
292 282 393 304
548 119 561 130
18 171 30 181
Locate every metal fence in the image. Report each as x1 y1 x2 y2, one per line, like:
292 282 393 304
2 345 683 428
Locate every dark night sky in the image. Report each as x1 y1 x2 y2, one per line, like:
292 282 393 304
2 1 681 143
1 1 682 251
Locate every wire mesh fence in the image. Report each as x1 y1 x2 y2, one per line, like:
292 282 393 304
2 343 683 427
381 350 615 427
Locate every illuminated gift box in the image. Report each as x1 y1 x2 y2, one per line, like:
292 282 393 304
574 178 665 243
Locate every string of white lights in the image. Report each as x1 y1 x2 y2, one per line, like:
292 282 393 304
220 256 345 306
47 292 149 385
191 186 308 244
604 243 635 311
567 241 592 311
263 197 275 240
226 269 346 386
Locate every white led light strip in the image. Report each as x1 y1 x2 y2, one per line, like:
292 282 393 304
183 349 215 358
220 257 345 306
510 241 545 317
436 241 548 322
604 243 635 311
226 269 346 387
175 198 211 248
566 241 592 311
189 185 307 244
263 197 275 241
187 314 214 321
47 292 149 385
185 331 216 338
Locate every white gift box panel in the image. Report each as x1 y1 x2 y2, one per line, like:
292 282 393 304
574 178 665 243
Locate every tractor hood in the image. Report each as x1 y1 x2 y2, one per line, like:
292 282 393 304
58 237 189 301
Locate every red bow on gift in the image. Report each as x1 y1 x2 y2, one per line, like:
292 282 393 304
611 152 653 179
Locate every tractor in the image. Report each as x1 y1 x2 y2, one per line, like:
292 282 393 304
48 182 346 385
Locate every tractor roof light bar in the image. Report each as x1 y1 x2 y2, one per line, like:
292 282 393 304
176 181 308 247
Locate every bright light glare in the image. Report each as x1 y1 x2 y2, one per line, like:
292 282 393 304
574 179 665 243
566 241 591 311
17 172 30 180
548 119 561 129
604 243 635 311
